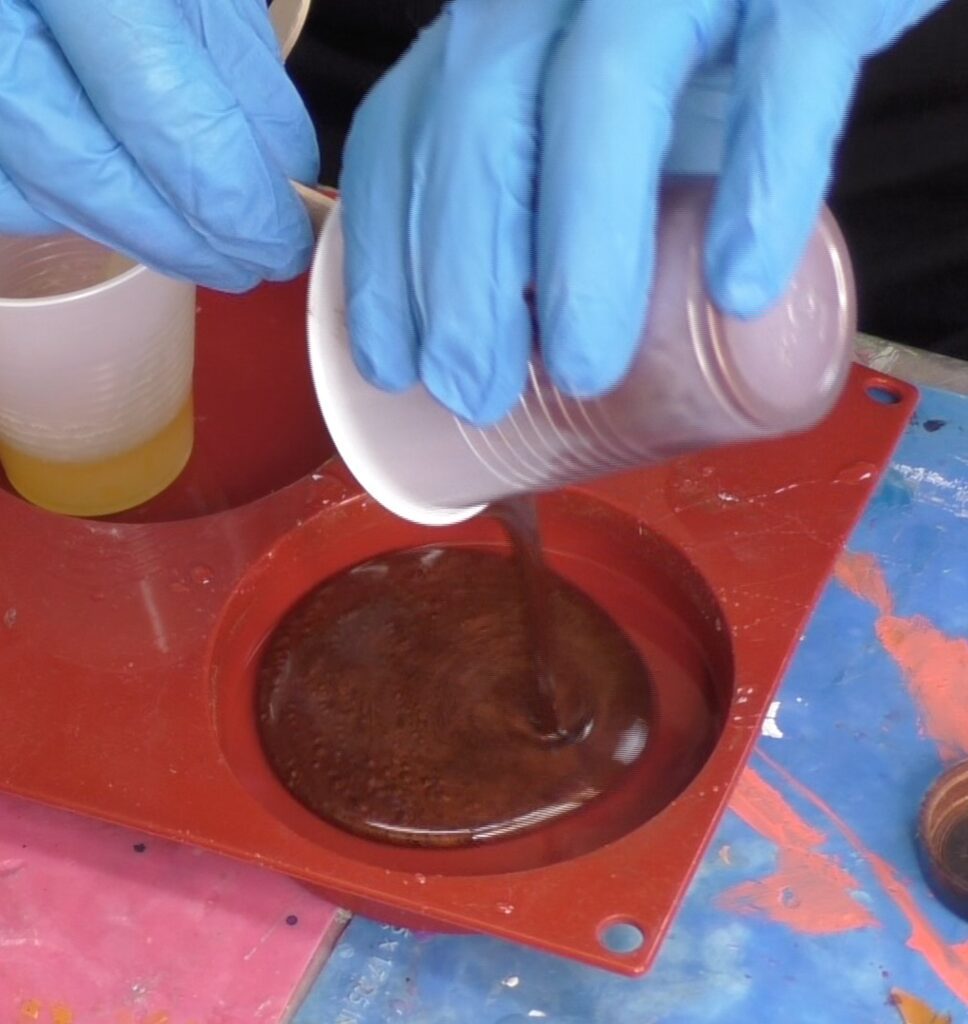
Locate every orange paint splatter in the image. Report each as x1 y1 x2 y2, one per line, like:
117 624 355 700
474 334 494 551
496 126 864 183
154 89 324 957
761 751 968 1006
877 616 968 762
719 769 877 935
836 551 894 615
836 550 968 762
730 769 826 848
891 988 952 1024
19 1000 41 1022
51 1006 73 1024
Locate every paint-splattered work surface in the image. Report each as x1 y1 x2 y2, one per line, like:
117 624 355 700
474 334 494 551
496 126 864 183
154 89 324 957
0 793 342 1024
294 386 968 1024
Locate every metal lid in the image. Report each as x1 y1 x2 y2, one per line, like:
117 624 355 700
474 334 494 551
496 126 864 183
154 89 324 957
917 759 968 920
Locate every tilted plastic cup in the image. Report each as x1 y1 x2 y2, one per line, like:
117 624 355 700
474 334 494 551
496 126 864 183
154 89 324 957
307 179 855 526
0 233 195 517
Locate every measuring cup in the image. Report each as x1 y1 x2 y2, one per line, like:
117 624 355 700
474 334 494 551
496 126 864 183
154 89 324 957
308 179 855 525
0 0 326 519
0 234 195 517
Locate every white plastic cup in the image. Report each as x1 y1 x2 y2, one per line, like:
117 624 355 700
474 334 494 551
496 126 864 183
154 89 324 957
0 233 195 516
307 178 855 527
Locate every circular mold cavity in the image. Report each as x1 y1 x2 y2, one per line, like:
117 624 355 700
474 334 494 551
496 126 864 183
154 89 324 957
211 491 734 876
255 543 654 849
0 279 332 523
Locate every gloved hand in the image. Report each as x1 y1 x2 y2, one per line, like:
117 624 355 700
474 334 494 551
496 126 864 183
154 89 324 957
0 0 319 292
341 0 947 425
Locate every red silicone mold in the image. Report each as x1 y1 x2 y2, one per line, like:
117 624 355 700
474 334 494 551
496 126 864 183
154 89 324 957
0 275 916 975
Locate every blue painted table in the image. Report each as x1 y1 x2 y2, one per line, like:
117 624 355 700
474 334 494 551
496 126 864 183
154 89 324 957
293 384 968 1023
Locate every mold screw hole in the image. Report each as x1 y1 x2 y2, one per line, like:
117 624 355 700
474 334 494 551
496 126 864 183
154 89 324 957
865 383 903 406
598 919 646 956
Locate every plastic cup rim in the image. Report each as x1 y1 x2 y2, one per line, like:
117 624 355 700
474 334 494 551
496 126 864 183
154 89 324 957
307 312 485 527
307 206 485 527
0 233 150 310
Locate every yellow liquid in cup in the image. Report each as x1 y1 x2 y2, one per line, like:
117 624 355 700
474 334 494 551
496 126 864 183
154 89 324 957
0 395 194 517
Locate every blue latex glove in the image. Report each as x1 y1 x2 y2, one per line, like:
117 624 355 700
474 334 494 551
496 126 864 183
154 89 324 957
0 0 318 291
341 0 947 425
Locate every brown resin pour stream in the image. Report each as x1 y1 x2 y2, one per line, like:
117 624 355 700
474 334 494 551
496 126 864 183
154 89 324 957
256 497 655 848
489 497 591 743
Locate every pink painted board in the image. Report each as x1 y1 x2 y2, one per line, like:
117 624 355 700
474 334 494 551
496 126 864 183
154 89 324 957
0 792 343 1024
